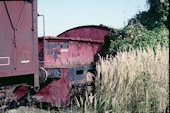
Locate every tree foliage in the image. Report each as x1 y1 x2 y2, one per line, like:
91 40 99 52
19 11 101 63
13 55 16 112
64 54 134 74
105 0 169 55
137 0 169 29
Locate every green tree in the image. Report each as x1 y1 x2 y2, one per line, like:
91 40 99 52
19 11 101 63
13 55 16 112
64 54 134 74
105 0 169 55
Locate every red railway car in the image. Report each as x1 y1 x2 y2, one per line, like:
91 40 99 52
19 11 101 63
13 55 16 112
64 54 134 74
0 0 39 87
35 25 114 106
0 0 114 110
0 0 39 109
0 0 39 93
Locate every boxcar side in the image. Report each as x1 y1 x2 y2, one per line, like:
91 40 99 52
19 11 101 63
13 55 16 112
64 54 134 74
0 0 39 90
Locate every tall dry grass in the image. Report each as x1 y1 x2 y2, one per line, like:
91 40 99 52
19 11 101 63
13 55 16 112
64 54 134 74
82 46 169 113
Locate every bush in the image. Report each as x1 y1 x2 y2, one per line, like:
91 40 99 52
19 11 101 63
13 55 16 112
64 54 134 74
106 21 169 55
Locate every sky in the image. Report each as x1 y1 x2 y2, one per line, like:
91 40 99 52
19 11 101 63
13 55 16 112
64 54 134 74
38 0 148 37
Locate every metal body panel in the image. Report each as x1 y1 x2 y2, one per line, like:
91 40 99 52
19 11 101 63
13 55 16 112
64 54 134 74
70 65 94 83
40 37 101 68
39 25 113 68
0 0 39 88
34 69 70 107
57 25 114 43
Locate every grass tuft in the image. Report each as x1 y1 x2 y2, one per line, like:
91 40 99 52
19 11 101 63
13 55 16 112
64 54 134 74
85 45 169 113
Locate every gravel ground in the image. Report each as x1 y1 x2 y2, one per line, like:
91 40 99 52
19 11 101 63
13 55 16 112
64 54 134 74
5 105 80 113
6 106 50 113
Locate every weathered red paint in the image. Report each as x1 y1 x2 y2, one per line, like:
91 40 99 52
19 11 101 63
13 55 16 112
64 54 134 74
14 86 28 100
35 25 112 103
38 36 101 68
57 25 114 43
38 25 113 68
34 69 70 107
0 0 39 88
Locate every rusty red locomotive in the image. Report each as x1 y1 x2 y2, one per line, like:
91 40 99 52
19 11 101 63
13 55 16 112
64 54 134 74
0 0 114 109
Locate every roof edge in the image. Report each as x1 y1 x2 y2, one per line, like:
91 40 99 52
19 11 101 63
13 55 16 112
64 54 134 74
57 24 115 37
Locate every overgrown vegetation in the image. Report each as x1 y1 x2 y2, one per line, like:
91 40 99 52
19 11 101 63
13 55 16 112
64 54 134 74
105 0 169 55
80 46 169 113
82 0 169 112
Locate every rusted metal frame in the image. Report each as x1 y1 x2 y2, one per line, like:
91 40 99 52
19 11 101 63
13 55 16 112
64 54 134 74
38 14 45 37
0 83 30 110
38 14 46 64
31 0 39 91
0 83 30 91
43 64 93 69
3 1 16 74
45 38 104 44
16 2 26 30
3 1 15 30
